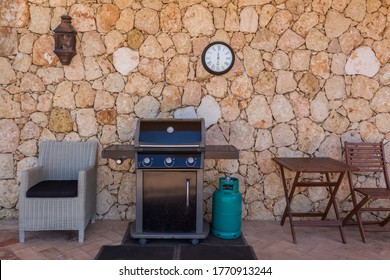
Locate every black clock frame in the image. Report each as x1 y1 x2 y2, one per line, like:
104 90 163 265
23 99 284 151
201 41 235 75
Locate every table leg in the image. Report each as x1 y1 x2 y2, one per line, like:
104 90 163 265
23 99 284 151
280 167 300 244
342 175 368 243
324 172 346 243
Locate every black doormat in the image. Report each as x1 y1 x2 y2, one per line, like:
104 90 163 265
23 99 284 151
96 245 176 260
95 223 257 260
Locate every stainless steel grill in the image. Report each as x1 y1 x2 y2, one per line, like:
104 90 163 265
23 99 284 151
102 118 238 244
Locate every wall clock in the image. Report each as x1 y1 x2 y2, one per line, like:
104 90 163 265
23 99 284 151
201 41 235 75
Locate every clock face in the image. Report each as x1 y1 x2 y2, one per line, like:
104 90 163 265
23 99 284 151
201 41 235 75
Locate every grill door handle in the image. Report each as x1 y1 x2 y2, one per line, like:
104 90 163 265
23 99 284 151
186 179 190 207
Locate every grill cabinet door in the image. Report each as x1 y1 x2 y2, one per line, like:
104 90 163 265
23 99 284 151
142 171 197 233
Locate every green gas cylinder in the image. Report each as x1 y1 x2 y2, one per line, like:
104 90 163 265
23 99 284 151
211 176 242 239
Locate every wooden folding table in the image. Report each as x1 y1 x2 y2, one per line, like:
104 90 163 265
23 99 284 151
272 157 357 244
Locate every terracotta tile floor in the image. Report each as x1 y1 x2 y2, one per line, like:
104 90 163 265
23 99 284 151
1 219 389 260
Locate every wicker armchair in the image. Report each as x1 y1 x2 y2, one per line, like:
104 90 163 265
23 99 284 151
19 141 98 243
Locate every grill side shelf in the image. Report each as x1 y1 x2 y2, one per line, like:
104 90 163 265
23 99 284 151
101 144 136 159
205 145 239 159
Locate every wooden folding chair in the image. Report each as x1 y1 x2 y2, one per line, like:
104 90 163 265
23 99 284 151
342 141 390 242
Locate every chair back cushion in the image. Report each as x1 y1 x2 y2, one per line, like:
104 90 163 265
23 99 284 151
38 141 98 180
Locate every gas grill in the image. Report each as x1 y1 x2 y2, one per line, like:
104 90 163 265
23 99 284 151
102 118 238 244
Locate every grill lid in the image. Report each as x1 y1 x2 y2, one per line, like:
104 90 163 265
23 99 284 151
135 118 205 148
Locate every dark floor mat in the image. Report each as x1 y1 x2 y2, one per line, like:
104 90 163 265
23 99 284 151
179 244 257 260
95 222 257 260
95 245 175 260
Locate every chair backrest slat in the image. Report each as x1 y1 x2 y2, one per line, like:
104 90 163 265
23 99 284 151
344 141 390 189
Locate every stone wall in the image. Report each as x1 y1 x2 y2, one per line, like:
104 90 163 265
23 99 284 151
1 0 390 221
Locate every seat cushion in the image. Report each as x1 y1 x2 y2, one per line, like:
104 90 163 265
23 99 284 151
26 180 78 198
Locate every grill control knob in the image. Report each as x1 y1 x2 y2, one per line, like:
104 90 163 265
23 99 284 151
142 157 152 167
164 157 174 167
186 157 196 167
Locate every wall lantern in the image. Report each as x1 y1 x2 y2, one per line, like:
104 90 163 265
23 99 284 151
53 15 77 65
